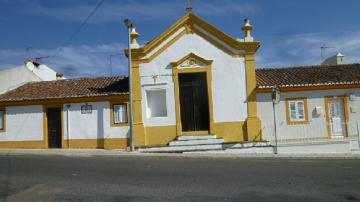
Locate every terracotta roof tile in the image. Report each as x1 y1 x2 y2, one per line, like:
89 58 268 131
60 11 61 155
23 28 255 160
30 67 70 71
0 76 128 102
256 63 360 88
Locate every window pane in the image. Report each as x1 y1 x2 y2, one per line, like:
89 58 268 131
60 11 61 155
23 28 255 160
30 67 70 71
146 89 167 118
297 101 305 120
0 111 3 129
290 110 297 120
114 104 127 124
290 102 296 111
289 102 297 120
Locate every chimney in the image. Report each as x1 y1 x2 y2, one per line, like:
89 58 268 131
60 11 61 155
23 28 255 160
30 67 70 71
321 52 345 65
56 72 64 79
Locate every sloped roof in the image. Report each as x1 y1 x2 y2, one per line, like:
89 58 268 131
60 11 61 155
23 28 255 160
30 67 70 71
0 76 128 102
256 63 360 89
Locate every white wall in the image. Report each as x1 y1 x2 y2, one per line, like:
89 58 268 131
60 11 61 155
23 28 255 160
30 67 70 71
0 66 41 93
257 88 360 141
0 62 60 94
0 105 43 141
140 26 248 127
63 101 129 140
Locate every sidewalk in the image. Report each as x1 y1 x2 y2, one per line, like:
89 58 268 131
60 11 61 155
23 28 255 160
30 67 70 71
1 148 360 159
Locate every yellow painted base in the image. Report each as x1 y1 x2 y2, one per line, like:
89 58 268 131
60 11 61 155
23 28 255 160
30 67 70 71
66 138 128 149
137 121 250 147
0 140 45 149
245 117 262 141
144 125 177 147
0 138 128 149
214 121 246 142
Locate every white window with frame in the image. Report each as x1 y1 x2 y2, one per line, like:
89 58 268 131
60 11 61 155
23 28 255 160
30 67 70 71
146 89 167 118
287 98 308 124
0 109 4 131
113 103 128 124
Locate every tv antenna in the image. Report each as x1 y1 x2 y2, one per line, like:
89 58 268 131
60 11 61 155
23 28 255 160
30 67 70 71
320 44 336 61
109 53 122 76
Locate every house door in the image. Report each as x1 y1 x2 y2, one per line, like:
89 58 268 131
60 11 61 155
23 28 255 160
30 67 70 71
47 107 62 148
327 97 347 138
179 72 210 132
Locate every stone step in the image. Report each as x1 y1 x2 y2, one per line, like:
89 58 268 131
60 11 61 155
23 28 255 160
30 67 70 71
177 135 216 141
169 138 224 146
222 141 270 150
138 144 223 153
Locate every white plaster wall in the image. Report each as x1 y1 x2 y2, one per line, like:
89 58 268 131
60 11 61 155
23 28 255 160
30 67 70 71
0 105 43 141
31 64 59 81
0 66 41 93
63 101 129 140
140 28 248 127
257 88 360 141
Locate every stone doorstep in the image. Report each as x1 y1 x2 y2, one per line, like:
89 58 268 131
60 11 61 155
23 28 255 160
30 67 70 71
138 141 271 153
177 135 216 141
169 138 224 146
138 144 224 153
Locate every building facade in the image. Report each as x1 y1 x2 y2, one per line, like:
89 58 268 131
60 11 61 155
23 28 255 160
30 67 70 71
0 12 359 150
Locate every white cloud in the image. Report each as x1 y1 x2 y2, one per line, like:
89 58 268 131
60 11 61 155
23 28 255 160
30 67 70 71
257 30 360 68
0 43 128 78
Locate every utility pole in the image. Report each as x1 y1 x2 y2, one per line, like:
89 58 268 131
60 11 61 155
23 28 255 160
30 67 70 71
124 19 135 152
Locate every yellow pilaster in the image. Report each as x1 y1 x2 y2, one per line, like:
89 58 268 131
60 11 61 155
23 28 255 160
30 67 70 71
244 52 262 141
131 62 146 147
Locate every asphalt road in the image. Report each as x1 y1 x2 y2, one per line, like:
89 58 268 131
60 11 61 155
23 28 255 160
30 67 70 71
0 155 360 202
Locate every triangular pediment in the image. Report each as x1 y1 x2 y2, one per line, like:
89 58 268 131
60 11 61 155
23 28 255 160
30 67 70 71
127 12 259 62
171 53 213 69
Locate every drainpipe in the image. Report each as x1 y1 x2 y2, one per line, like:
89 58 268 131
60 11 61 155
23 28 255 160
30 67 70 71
66 104 71 148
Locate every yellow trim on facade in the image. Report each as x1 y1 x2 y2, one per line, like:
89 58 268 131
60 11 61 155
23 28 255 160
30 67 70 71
110 101 130 127
171 54 214 136
170 52 213 67
324 95 349 139
131 64 146 147
244 53 262 141
0 138 128 149
285 97 309 125
214 121 247 142
125 12 260 63
144 125 177 146
0 140 45 149
0 108 5 133
65 138 128 149
43 105 65 148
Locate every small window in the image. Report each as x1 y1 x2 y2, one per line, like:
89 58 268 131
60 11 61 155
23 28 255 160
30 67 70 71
112 103 128 125
286 98 308 125
146 89 167 118
0 109 5 132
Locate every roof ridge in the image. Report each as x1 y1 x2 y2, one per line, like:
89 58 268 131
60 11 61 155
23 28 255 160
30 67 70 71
257 63 360 70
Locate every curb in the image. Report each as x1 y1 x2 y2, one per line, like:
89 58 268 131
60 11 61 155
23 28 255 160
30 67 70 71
1 149 360 159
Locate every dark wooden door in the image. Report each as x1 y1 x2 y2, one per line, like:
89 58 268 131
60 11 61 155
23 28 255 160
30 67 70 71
47 108 62 148
179 72 210 132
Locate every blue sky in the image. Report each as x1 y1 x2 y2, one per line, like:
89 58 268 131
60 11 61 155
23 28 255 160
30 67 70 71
1 0 360 77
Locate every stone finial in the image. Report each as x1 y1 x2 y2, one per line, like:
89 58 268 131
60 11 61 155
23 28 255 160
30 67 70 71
242 18 254 42
130 27 140 48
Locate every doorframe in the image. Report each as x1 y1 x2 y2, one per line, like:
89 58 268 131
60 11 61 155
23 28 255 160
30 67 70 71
324 95 349 139
172 63 214 136
43 105 65 148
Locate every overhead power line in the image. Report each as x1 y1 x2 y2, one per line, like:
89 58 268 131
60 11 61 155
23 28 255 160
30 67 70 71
63 0 105 46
